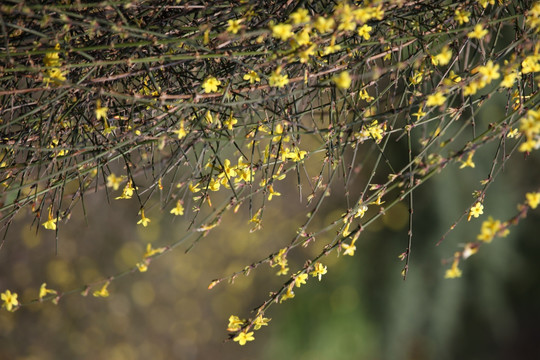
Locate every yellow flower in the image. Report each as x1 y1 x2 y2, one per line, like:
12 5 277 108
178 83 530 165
289 8 310 24
279 288 295 302
313 16 335 33
106 173 125 190
253 315 271 330
233 331 255 345
189 182 200 193
143 243 166 258
468 202 484 221
170 200 184 216
426 92 446 107
526 192 540 209
477 60 500 84
268 67 289 88
444 255 462 279
137 209 151 227
332 71 352 90
412 106 426 121
431 46 452 66
39 283 57 300
459 151 475 169
323 35 342 55
357 24 372 40
95 100 108 120
454 9 470 25
42 207 58 231
294 272 308 288
136 262 148 272
115 181 136 200
223 114 238 130
342 242 356 256
1 290 19 312
173 121 187 139
202 76 221 93
467 24 488 39
227 315 245 331
477 216 507 243
500 71 518 88
243 70 260 84
92 282 110 298
271 23 293 41
226 19 242 34
309 262 328 281
267 185 281 201
478 0 495 8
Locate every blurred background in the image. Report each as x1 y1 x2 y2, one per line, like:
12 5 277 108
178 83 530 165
1 96 539 360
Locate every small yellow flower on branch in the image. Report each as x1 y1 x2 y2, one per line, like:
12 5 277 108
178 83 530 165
1 290 19 312
468 202 484 221
233 330 255 345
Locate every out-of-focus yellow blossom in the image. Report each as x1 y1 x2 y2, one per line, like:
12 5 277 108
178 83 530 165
289 8 310 24
170 200 184 216
268 67 289 88
39 283 57 300
227 315 245 332
526 192 540 209
271 23 293 41
431 46 452 66
226 19 243 34
467 24 488 39
459 151 475 169
455 9 470 24
445 253 462 279
92 282 110 298
332 71 352 89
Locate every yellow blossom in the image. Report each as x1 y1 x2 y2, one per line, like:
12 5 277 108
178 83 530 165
294 272 308 288
323 35 342 55
342 241 356 256
357 24 372 40
313 16 335 33
170 200 184 216
426 92 446 107
454 9 470 25
202 76 221 93
462 243 479 259
92 282 110 297
500 71 518 88
243 70 260 84
115 181 135 200
137 209 151 227
468 202 484 221
445 255 462 279
226 19 243 34
412 106 426 121
39 283 57 300
467 24 488 39
309 262 328 281
234 331 255 345
271 23 293 41
526 192 540 209
1 290 19 312
173 121 187 139
106 173 125 190
332 71 352 89
279 288 295 302
431 46 452 66
268 67 289 88
227 315 245 332
95 100 108 120
289 8 310 24
477 216 507 243
42 207 58 231
477 60 500 84
143 243 166 258
459 151 476 169
136 262 148 272
253 315 271 330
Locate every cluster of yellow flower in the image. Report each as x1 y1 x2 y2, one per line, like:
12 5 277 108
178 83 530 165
446 192 540 279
